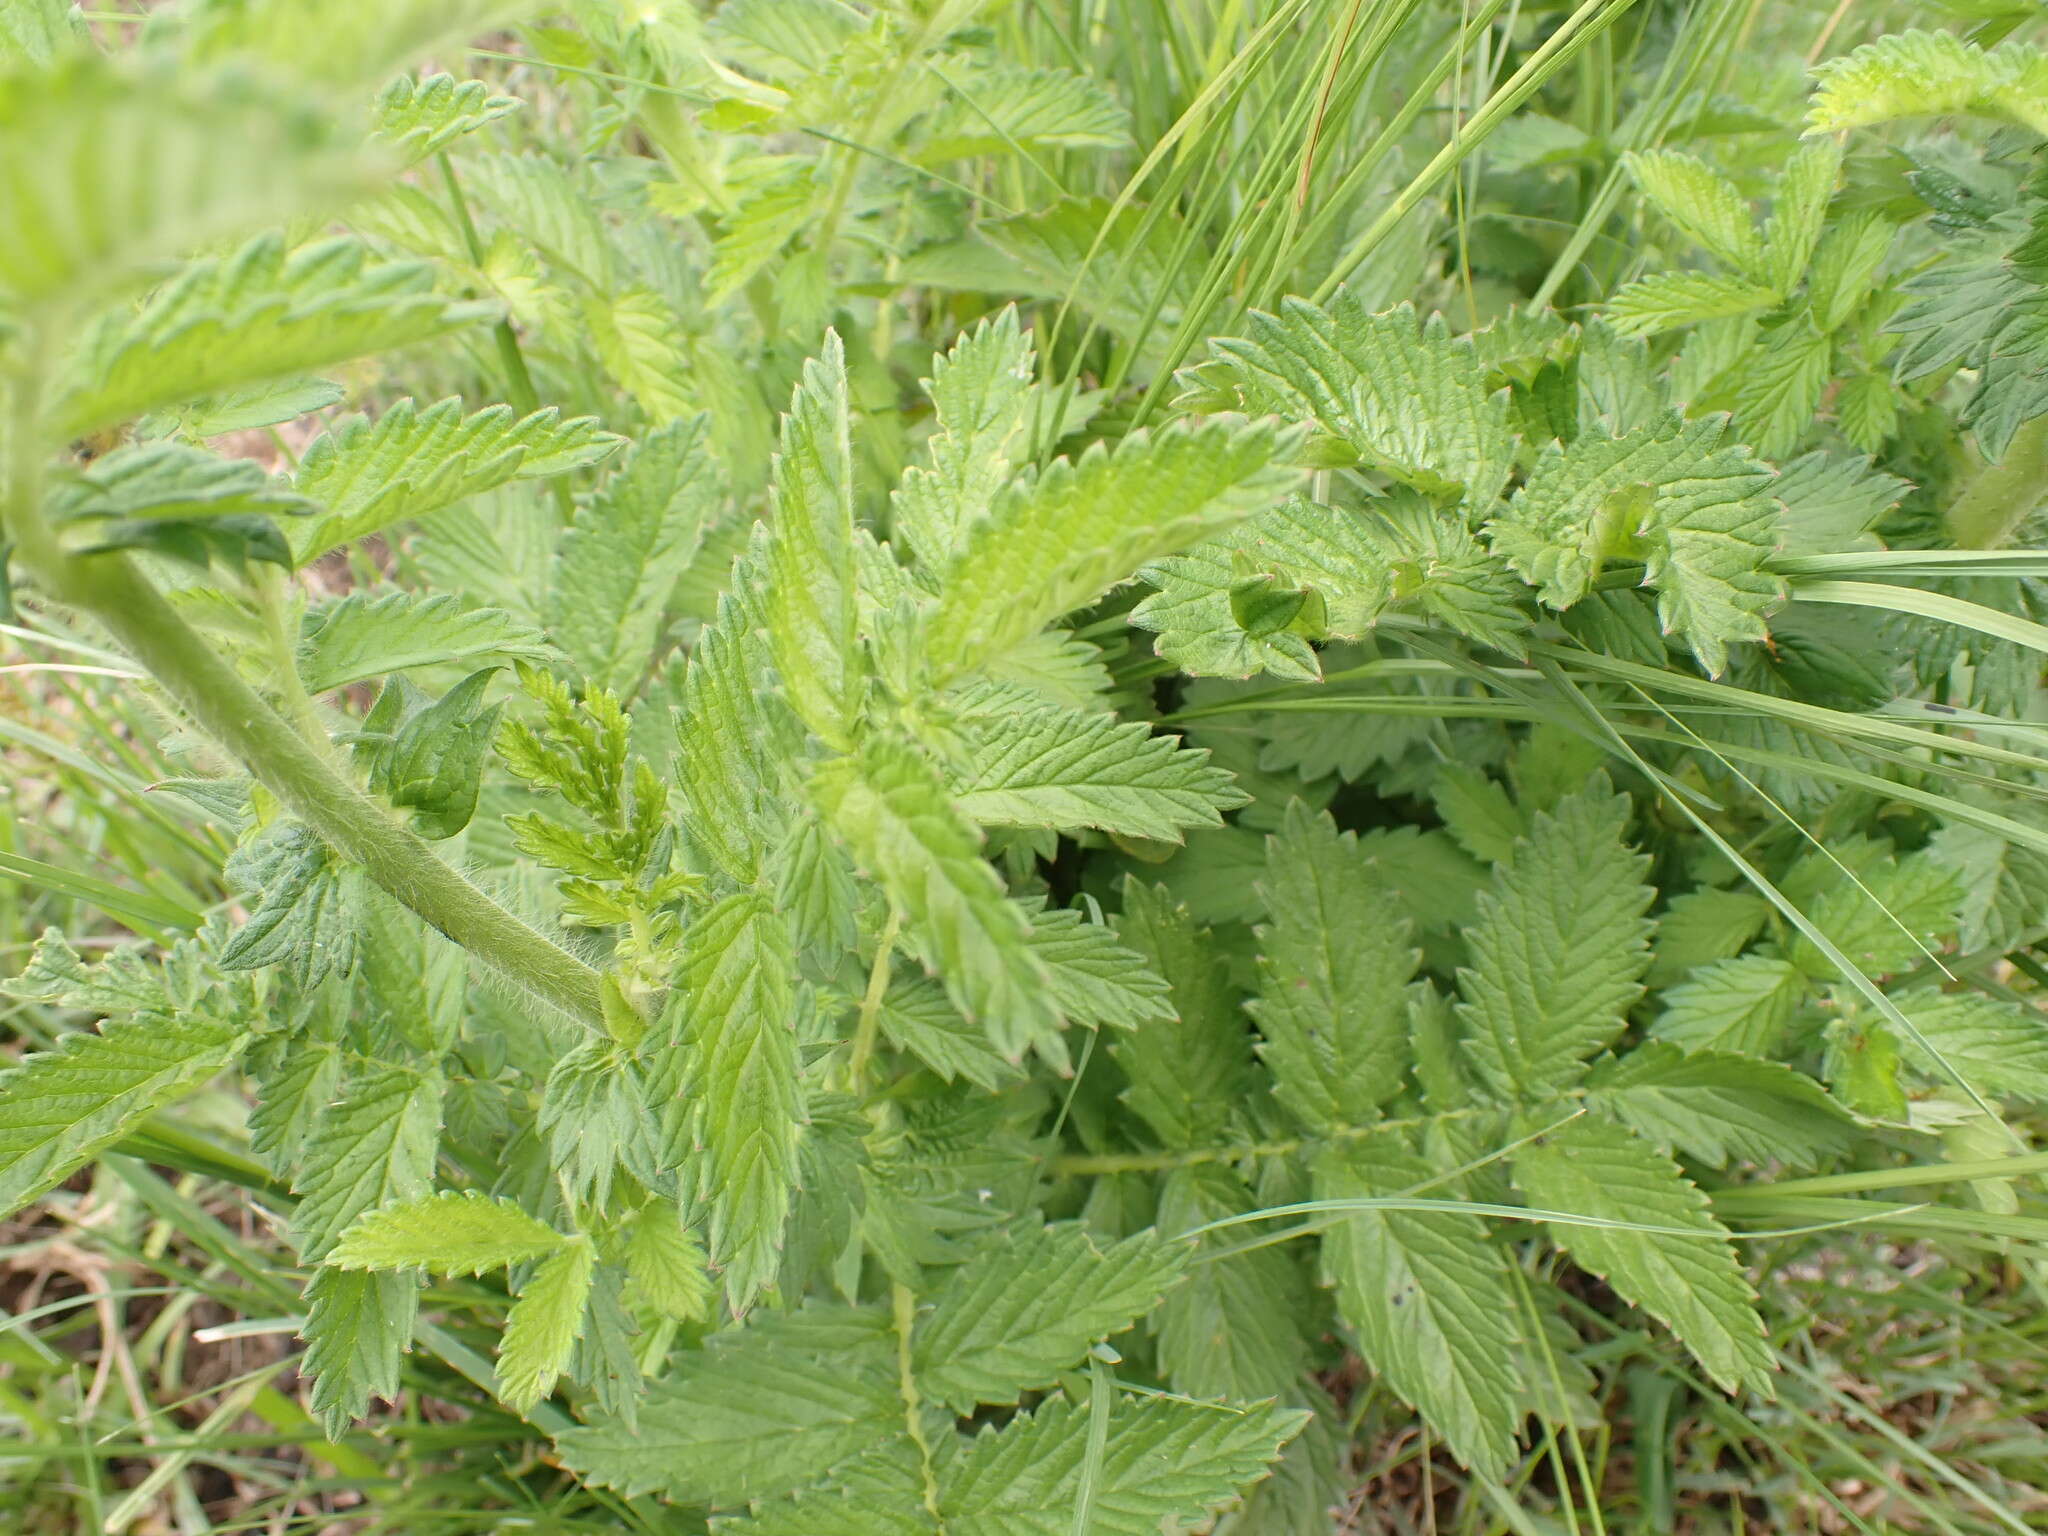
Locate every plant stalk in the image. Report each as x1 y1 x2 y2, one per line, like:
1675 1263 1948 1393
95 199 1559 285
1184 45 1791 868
1947 413 2048 550
11 541 607 1030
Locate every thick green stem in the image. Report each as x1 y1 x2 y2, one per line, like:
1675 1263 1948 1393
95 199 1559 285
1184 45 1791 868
16 543 607 1030
1948 413 2048 550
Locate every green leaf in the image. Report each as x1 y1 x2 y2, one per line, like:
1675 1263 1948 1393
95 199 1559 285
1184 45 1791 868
1023 901 1175 1033
1733 315 1833 459
550 415 719 695
1200 297 1514 503
1786 846 1963 982
497 1238 594 1414
1489 415 1783 673
1154 1163 1310 1400
1770 450 1906 558
1604 271 1781 338
917 65 1131 163
713 1445 936 1536
911 1223 1184 1411
940 1393 1306 1536
922 416 1299 683
661 892 802 1311
55 236 493 441
765 331 861 745
0 0 76 66
541 1040 655 1208
363 669 501 839
182 0 533 89
810 733 1053 1060
893 309 1036 570
1513 1116 1773 1396
1761 138 1842 295
373 72 519 162
290 1065 443 1260
558 1306 900 1504
1110 880 1256 1149
0 56 364 309
301 1266 418 1438
45 441 311 570
1249 801 1420 1133
1457 788 1655 1099
875 976 1017 1090
1653 955 1809 1055
1314 1139 1523 1480
0 1008 242 1219
298 591 550 695
1933 818 2048 954
1806 30 2048 137
949 693 1247 841
218 821 364 987
293 395 619 558
1586 1043 1854 1170
625 1200 715 1324
1132 497 1383 680
329 1191 566 1274
1623 150 1766 282
1891 988 2048 1103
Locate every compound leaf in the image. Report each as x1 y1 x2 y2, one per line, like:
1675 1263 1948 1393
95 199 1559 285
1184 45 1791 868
329 1191 567 1275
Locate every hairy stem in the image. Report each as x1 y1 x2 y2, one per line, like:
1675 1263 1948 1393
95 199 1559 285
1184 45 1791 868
1947 413 2048 550
10 537 607 1030
845 911 903 1093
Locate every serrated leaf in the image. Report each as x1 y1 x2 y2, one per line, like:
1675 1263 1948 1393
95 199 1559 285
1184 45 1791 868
1733 315 1833 458
298 591 550 694
874 976 1017 1089
661 892 802 1311
675 546 790 886
1762 138 1842 295
291 1065 442 1260
497 1238 594 1413
893 309 1035 570
0 1009 243 1219
0 55 365 309
1516 1118 1773 1394
917 64 1131 162
184 0 536 92
539 1040 657 1209
1806 30 2048 137
363 669 501 840
1771 450 1906 558
1605 271 1781 338
1624 150 1767 282
949 696 1246 841
218 821 364 987
1934 818 2048 955
1250 801 1420 1133
765 331 860 744
626 1200 715 1323
329 1191 566 1274
373 72 518 162
294 394 619 558
55 235 492 440
1023 901 1175 1033
911 1223 1184 1411
1489 415 1783 673
551 415 719 695
301 1266 417 1438
923 415 1299 683
1787 847 1963 981
1154 1163 1309 1400
1315 1139 1523 1480
1587 1043 1854 1169
1891 988 2048 1102
1457 788 1654 1099
1653 955 1809 1055
557 1306 899 1504
810 733 1053 1060
940 1393 1305 1536
1110 880 1255 1150
1202 297 1514 503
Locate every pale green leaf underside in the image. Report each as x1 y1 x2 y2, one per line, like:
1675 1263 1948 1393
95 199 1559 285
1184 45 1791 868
328 1190 566 1274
